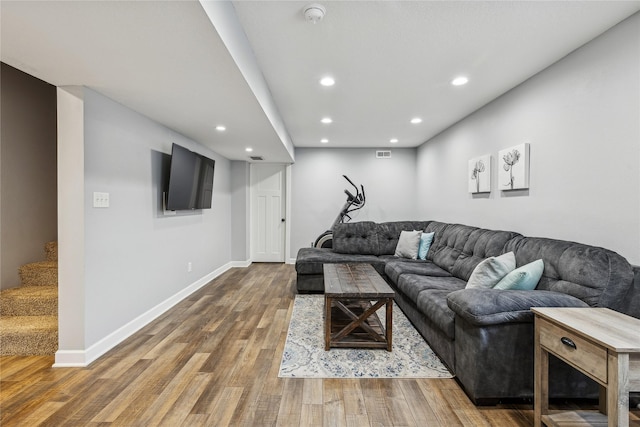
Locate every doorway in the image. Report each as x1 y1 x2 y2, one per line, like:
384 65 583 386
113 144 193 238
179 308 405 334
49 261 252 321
250 164 286 262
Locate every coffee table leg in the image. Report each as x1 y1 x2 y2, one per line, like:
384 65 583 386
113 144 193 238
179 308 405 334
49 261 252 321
386 298 393 351
325 296 332 351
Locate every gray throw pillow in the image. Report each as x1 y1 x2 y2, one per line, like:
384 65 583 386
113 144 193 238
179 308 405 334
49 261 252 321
394 230 422 260
466 251 516 289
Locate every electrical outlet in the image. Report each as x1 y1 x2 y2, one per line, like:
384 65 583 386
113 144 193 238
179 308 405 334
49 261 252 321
187 262 192 272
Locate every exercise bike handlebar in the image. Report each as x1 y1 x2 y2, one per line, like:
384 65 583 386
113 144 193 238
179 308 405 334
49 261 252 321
342 174 357 189
342 175 364 205
315 175 368 247
327 175 366 229
344 189 356 202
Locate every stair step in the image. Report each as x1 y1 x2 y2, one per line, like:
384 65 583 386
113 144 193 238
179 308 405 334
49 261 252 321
18 261 58 286
45 241 58 262
0 316 58 356
0 285 57 316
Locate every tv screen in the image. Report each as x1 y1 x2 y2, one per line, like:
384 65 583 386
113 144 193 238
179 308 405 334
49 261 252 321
166 143 215 210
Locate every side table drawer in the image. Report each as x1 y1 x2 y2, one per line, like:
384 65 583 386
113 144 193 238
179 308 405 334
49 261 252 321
538 318 608 384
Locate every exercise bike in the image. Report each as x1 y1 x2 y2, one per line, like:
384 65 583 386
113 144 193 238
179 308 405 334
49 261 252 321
313 175 366 248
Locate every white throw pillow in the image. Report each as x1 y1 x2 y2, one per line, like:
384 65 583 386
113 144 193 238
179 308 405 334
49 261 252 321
466 252 516 289
394 230 422 260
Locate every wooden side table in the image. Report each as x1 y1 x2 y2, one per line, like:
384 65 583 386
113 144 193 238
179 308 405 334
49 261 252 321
533 307 640 427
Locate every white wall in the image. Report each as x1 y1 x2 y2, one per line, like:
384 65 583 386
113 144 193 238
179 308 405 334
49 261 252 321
57 87 233 364
57 86 86 355
290 147 418 254
416 13 640 265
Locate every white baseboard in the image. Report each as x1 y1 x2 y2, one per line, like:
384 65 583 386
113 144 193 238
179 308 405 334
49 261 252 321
286 257 296 265
229 259 252 268
53 261 240 368
52 350 86 367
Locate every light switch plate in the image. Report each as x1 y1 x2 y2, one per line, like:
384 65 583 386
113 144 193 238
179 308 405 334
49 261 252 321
93 192 110 208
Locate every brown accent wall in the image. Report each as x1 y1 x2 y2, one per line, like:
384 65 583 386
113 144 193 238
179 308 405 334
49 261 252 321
1 63 57 290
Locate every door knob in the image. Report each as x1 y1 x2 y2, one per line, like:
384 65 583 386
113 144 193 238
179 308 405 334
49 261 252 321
281 218 286 222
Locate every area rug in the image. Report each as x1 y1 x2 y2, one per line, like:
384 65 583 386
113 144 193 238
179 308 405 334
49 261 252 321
278 295 453 378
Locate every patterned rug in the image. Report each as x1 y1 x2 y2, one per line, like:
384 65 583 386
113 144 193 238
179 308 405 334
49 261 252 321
278 295 453 378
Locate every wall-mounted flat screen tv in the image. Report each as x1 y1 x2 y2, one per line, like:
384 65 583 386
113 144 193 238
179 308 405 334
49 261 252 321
166 143 215 210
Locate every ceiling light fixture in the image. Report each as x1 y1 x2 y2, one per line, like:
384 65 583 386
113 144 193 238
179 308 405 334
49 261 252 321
320 76 335 87
321 117 333 124
245 147 253 152
390 138 399 144
215 125 226 131
321 138 329 143
451 76 469 86
303 3 326 24
410 117 423 124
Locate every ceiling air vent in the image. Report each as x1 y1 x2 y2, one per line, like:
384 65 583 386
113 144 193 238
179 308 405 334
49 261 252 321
376 150 392 159
250 156 264 161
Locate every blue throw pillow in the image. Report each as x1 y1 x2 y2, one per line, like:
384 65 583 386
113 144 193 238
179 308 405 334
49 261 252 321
418 232 435 260
493 259 544 290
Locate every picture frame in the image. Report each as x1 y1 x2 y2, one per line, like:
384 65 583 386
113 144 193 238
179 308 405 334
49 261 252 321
468 154 491 193
498 143 530 190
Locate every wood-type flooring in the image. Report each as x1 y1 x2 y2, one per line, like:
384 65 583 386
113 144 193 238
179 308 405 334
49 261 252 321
1 263 639 426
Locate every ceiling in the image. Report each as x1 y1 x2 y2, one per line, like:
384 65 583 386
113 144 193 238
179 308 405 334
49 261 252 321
2 1 639 163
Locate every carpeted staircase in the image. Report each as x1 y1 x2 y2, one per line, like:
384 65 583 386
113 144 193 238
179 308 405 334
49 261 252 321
0 242 58 356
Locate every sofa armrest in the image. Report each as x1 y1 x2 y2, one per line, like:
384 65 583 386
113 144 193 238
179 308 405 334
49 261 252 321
447 289 589 327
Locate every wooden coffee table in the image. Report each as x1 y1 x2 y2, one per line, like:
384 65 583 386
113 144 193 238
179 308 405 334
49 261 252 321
323 263 395 351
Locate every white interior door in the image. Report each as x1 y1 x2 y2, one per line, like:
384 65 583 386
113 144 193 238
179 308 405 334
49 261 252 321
251 164 286 262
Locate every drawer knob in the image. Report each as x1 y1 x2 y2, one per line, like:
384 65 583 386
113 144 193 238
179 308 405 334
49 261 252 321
560 336 577 350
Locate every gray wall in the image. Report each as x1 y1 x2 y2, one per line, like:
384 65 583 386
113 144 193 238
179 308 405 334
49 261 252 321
416 13 640 265
290 147 418 255
0 63 57 290
82 89 232 346
230 160 250 262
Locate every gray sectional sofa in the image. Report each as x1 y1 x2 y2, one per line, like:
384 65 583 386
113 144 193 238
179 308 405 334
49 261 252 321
295 220 640 404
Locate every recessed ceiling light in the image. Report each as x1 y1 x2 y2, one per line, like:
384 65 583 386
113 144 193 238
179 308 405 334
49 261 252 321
216 125 226 131
321 117 333 124
320 76 335 87
410 117 422 124
321 138 329 143
390 138 399 144
451 76 469 86
245 147 253 152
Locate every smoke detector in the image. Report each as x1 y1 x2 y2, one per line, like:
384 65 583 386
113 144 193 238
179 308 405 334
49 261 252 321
303 3 325 24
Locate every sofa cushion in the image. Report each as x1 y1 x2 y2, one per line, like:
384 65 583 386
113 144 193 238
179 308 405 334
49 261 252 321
427 223 478 273
295 247 381 275
376 221 430 255
447 288 589 326
332 221 379 255
451 229 522 281
384 259 452 284
465 252 516 289
416 290 457 339
504 237 634 310
396 273 465 302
